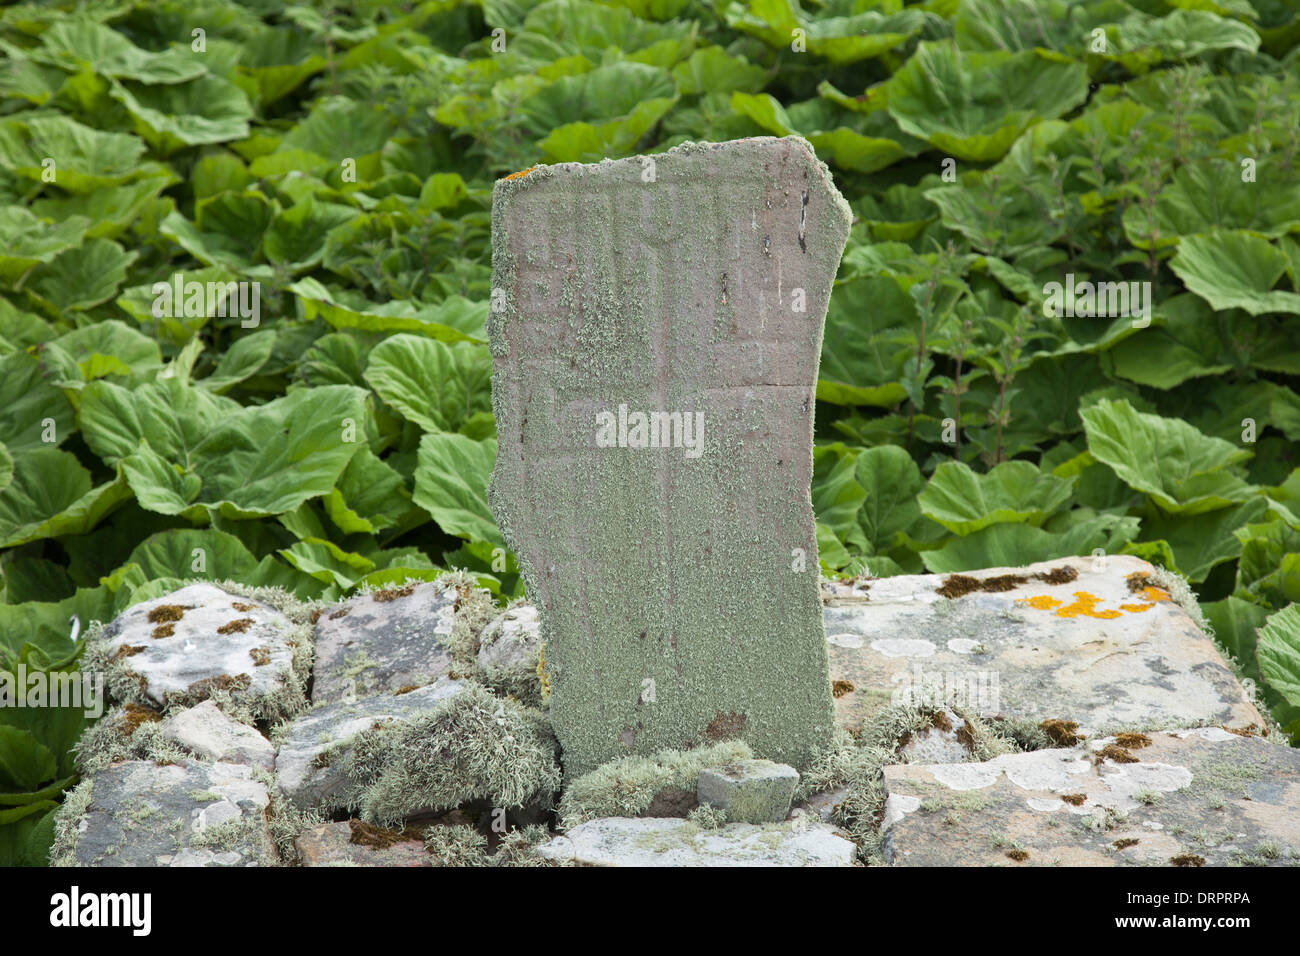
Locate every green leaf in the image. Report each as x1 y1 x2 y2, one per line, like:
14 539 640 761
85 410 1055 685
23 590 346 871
109 74 254 151
200 330 275 393
1080 399 1255 514
291 279 487 344
413 433 499 544
1168 231 1300 316
363 335 493 434
0 352 73 455
921 515 1137 573
28 238 138 313
36 19 207 84
853 445 924 552
0 114 150 192
0 207 89 282
919 460 1075 536
123 528 259 582
322 447 413 535
1140 497 1269 582
887 42 1089 162
0 728 57 793
1257 604 1300 709
0 447 130 548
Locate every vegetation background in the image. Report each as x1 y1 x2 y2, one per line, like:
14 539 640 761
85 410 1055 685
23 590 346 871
1 0 1298 863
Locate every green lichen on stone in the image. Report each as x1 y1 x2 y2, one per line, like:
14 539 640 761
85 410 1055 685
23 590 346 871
347 683 561 827
489 136 850 776
49 778 94 867
558 740 752 829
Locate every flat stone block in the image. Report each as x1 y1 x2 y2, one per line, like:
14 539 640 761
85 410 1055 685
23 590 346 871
824 555 1263 736
274 677 465 811
537 816 856 866
65 760 271 867
159 700 274 771
697 758 799 823
881 728 1300 867
311 580 458 705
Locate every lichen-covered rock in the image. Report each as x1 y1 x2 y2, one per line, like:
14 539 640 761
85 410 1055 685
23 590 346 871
91 582 309 721
697 759 799 824
476 603 544 704
311 580 458 705
53 760 272 867
881 728 1300 867
488 137 849 776
295 821 431 867
824 556 1263 737
274 677 466 811
158 700 274 770
537 816 856 866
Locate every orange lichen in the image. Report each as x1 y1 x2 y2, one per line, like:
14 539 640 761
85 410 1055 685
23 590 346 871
1017 595 1063 611
503 166 536 182
1137 586 1170 603
1119 602 1155 613
1055 592 1122 619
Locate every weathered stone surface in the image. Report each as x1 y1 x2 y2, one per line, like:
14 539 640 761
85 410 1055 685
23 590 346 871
97 583 303 717
159 700 274 770
311 580 458 705
489 137 850 775
823 556 1263 736
275 677 465 810
537 816 856 866
295 821 432 867
698 758 799 823
477 603 543 694
881 728 1300 867
66 760 271 866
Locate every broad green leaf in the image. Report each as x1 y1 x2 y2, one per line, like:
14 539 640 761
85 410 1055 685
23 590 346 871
28 238 137 313
887 42 1089 161
853 445 925 552
363 335 493 434
1080 399 1255 514
0 114 149 192
0 447 129 548
1168 231 1300 316
199 330 276 393
291 279 487 343
0 728 57 793
123 528 258 582
919 460 1075 536
109 74 254 151
322 447 413 535
278 538 374 588
0 207 89 282
413 433 500 544
36 19 207 84
1140 497 1269 582
1258 604 1300 709
921 515 1138 573
0 352 74 454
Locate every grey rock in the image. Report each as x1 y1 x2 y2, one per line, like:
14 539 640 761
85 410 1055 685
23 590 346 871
697 758 799 823
311 580 458 705
158 701 275 771
537 816 856 866
65 760 271 867
488 136 850 775
295 821 432 867
476 603 543 698
881 728 1300 866
96 582 304 719
274 677 465 811
824 555 1264 737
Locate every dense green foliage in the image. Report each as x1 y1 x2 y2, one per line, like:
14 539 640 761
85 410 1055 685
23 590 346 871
1 0 1299 861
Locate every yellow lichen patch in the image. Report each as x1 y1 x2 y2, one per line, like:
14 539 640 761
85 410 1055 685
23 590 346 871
503 166 536 182
1054 592 1122 619
1017 595 1062 611
1119 602 1155 613
1138 586 1170 603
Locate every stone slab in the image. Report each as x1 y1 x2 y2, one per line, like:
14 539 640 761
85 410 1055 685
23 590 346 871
823 555 1263 735
881 728 1300 866
311 580 457 705
477 603 543 693
274 677 465 811
537 816 856 866
159 700 274 770
488 136 851 775
697 758 799 824
66 760 271 866
295 821 432 867
97 583 300 715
